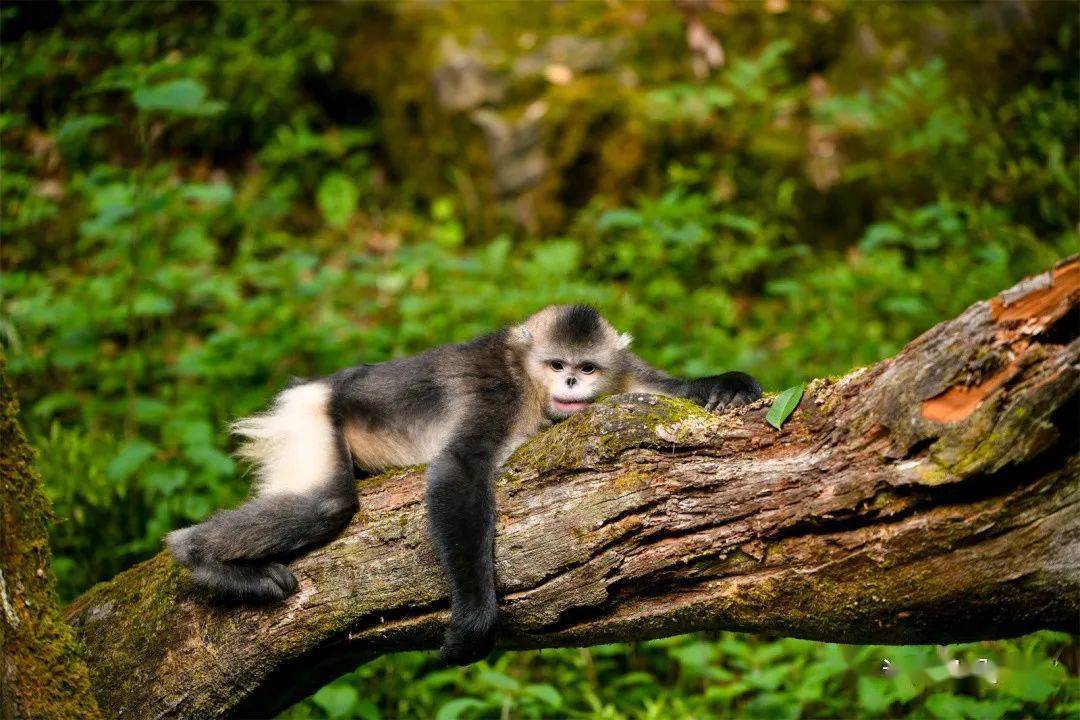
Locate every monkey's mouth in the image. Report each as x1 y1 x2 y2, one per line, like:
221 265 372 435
551 396 592 415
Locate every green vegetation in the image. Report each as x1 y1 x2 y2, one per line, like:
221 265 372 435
294 635 1077 720
1 1 1075 718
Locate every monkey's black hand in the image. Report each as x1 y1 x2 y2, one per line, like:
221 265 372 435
440 602 498 666
686 371 763 412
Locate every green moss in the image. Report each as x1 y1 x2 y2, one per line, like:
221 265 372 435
610 468 651 492
718 549 766 572
507 395 719 479
505 411 597 474
0 361 101 719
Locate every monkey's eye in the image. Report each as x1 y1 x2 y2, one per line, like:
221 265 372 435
580 362 597 374
549 360 565 371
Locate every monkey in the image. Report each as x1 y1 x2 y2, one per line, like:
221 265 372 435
166 305 761 665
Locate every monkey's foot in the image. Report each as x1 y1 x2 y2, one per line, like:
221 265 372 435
439 607 498 665
191 559 300 603
253 562 301 601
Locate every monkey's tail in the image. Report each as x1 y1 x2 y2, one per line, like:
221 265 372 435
231 381 339 496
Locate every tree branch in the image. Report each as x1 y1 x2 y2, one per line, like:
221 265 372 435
65 258 1079 719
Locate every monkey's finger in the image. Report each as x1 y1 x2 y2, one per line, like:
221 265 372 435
730 390 754 407
714 389 738 412
705 390 720 412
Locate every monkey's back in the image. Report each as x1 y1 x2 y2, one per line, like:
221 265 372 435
326 330 526 471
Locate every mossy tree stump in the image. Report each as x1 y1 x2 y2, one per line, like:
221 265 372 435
1 366 100 720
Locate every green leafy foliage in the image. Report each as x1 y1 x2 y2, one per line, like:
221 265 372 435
278 633 1078 720
1 1 1076 718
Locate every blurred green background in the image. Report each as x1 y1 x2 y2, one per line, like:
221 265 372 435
1 1 1077 718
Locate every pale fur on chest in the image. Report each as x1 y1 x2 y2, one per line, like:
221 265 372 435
345 367 549 472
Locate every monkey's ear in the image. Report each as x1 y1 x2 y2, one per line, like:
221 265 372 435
617 332 633 350
512 326 534 347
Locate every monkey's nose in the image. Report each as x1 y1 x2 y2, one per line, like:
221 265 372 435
566 377 577 387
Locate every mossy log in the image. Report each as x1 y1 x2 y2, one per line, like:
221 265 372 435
65 259 1078 719
1 365 101 720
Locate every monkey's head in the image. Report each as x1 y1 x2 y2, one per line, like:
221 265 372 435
514 305 633 421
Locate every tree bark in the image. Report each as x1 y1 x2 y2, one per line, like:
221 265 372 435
1 364 101 720
65 258 1079 720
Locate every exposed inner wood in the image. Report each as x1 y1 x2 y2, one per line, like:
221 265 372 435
921 363 1019 423
990 259 1078 326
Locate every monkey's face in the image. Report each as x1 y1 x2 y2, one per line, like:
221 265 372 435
535 352 619 420
524 335 629 421
516 304 633 421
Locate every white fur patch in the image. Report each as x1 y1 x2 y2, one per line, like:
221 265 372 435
510 325 533 347
617 332 633 349
232 382 336 496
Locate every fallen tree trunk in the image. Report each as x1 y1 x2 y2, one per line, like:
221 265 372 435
66 258 1079 719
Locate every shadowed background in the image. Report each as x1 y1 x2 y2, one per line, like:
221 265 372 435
1 1 1076 718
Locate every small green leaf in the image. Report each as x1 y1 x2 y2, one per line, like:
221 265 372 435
312 683 359 719
859 222 905 251
1000 665 1061 703
923 693 969 720
715 211 761 236
54 114 113 144
317 173 359 229
478 669 520 692
523 683 562 708
180 494 213 522
184 446 235 477
132 293 175 317
431 196 456 221
766 383 804 430
133 397 170 423
107 440 157 482
352 698 381 720
596 208 644 230
145 467 188 496
132 79 224 116
181 182 234 204
80 202 134 236
746 663 793 691
434 697 487 720
670 641 716 671
856 676 893 714
32 392 78 418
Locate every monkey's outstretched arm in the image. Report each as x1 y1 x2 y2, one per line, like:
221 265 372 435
424 407 511 666
623 353 762 411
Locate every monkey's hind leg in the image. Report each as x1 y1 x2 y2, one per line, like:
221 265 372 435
166 488 357 601
166 381 358 601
